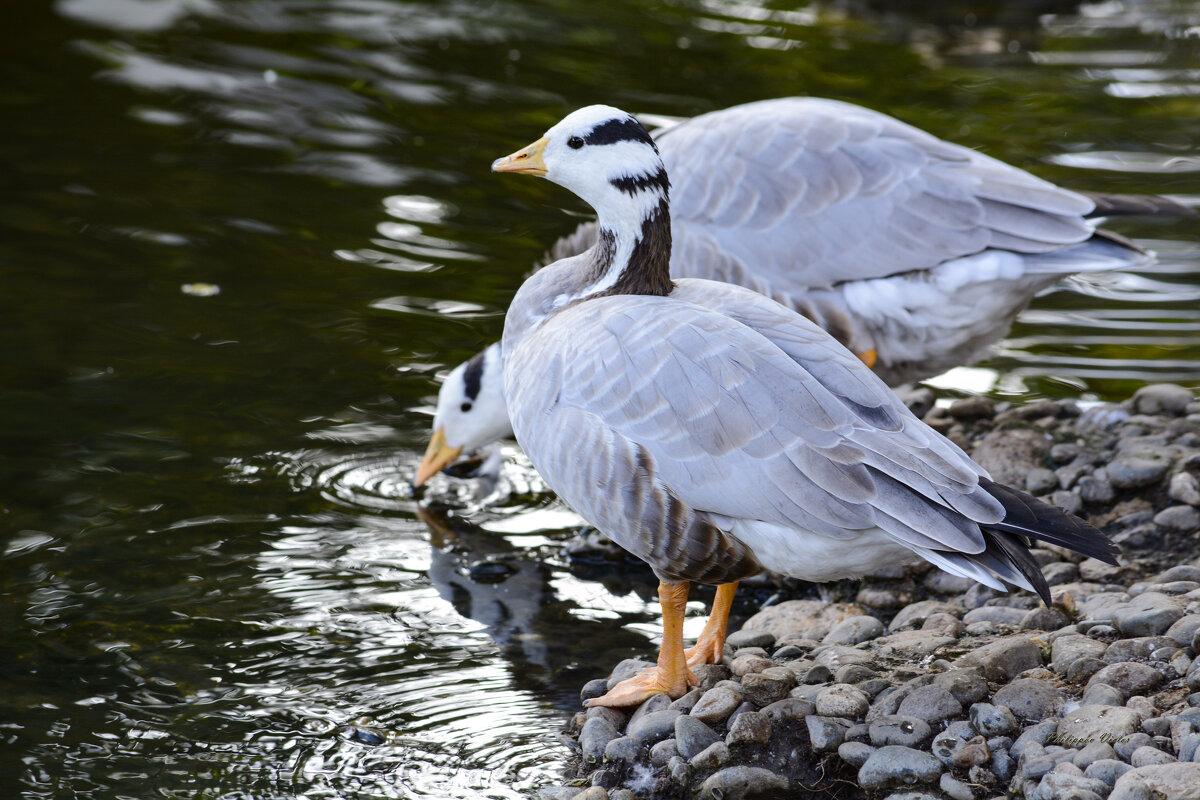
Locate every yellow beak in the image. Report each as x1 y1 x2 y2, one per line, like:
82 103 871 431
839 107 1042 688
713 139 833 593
492 137 550 176
413 427 463 488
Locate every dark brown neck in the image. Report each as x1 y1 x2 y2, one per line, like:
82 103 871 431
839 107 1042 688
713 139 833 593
590 197 673 298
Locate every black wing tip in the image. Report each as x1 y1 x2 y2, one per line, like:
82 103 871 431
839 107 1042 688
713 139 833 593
979 476 1123 565
1082 191 1199 219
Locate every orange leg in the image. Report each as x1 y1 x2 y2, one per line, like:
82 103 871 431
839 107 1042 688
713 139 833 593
585 582 694 708
684 582 738 667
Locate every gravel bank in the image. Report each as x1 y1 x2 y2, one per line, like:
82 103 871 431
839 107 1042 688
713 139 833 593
544 384 1200 800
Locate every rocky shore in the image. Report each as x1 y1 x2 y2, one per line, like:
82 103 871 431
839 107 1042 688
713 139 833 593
541 383 1200 800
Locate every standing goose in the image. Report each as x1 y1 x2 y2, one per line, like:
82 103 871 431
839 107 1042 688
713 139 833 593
489 105 1120 707
415 97 1187 487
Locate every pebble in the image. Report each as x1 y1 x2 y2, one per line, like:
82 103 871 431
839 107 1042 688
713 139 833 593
1085 662 1165 700
1107 455 1170 489
869 715 933 748
1085 758 1133 787
1168 472 1200 506
725 710 771 747
806 715 851 753
1131 383 1195 416
690 685 743 725
1109 762 1200 800
955 636 1042 682
858 745 943 790
969 702 1018 737
993 678 1064 723
1155 505 1200 533
814 683 869 719
822 615 885 646
675 715 721 760
579 716 620 764
838 740 875 766
625 709 681 745
697 766 787 800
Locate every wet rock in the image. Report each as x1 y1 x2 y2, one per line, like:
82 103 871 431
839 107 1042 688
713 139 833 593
1108 455 1170 490
1085 662 1164 700
581 679 611 703
1131 383 1195 416
1155 505 1200 533
822 615 885 646
806 715 852 753
580 716 621 764
949 396 995 420
897 684 962 724
691 685 743 726
858 745 943 790
814 683 869 719
969 703 1018 737
626 709 681 745
675 715 721 760
1109 763 1200 800
838 740 875 767
698 766 787 800
955 636 1042 682
869 715 932 748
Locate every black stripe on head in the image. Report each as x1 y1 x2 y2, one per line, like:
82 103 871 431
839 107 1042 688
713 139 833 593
610 167 670 197
462 350 486 401
584 116 658 151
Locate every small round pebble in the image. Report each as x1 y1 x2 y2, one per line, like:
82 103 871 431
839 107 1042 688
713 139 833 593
858 745 943 790
814 683 869 719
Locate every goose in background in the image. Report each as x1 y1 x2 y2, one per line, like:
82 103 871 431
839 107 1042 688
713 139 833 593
488 104 1120 707
415 97 1190 487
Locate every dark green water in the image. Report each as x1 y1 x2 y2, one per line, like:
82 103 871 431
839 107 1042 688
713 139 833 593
1 1 1197 798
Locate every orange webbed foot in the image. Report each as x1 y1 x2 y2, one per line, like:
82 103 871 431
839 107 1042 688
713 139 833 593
584 663 697 708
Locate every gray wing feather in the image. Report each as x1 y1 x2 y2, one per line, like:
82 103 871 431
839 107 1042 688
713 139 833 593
508 282 1002 576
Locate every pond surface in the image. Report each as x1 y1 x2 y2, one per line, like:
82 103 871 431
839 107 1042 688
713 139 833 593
1 1 1197 798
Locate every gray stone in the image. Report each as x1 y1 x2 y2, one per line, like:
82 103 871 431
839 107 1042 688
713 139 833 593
741 600 868 641
605 735 642 765
1022 606 1070 631
690 685 743 726
740 670 794 708
579 716 620 764
1114 733 1154 762
1112 592 1185 638
993 678 1064 723
1168 472 1200 506
1033 771 1111 800
1052 635 1109 676
1131 383 1195 416
1050 489 1083 516
669 687 702 713
1085 662 1164 700
607 658 656 689
726 710 771 747
963 606 1029 626
1108 455 1170 490
626 691 671 727
1013 721 1060 761
889 600 962 632
1079 475 1116 504
1073 741 1118 770
626 709 681 745
1027 468 1059 495
675 715 721 760
1109 763 1200 800
689 740 730 772
972 427 1048 486
1155 505 1200 533
645 737 675 767
932 669 989 706
858 745 943 790
698 766 788 800
1043 561 1082 585
806 715 852 753
725 628 776 649
970 703 1018 737
869 715 933 748
938 772 974 800
1085 758 1133 787
1130 745 1176 767
814 683 869 719
838 740 875 767
759 697 815 726
822 615 885 646
1056 705 1143 743
897 684 962 724
1079 683 1125 707
955 636 1042 683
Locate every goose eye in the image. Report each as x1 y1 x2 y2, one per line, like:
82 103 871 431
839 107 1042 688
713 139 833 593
460 402 473 413
567 136 584 150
